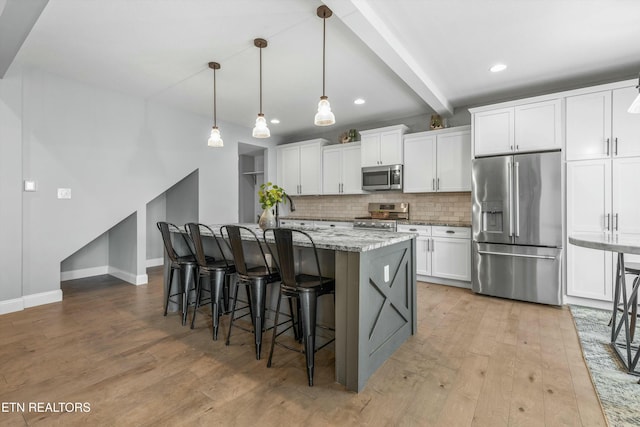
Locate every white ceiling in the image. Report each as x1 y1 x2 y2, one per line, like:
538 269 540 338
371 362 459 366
5 0 640 140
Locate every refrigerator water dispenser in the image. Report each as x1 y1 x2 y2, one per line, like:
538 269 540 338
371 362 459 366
481 201 504 233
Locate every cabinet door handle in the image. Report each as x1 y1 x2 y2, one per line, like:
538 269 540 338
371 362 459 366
615 137 618 156
446 230 455 234
516 145 519 151
606 213 610 231
426 238 430 252
437 178 440 190
432 178 435 190
409 228 417 231
615 213 619 231
431 238 434 252
606 138 610 156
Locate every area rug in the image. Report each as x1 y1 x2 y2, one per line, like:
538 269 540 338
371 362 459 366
570 305 640 427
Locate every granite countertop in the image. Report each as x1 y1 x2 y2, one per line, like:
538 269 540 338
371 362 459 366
204 223 416 253
279 216 471 228
279 216 355 223
397 220 471 228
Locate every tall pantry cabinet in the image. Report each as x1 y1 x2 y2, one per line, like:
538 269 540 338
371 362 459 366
566 83 640 301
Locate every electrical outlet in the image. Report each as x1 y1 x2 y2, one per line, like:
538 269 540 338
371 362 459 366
57 188 71 199
24 180 37 192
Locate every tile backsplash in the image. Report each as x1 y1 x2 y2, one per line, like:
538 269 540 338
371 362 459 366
290 192 472 223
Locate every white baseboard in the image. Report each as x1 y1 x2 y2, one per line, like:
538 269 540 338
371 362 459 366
0 297 24 315
146 257 164 267
108 267 148 286
418 275 471 289
60 266 109 281
23 289 63 308
563 295 613 310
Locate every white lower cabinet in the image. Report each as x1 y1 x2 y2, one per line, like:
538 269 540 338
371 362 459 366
397 224 471 283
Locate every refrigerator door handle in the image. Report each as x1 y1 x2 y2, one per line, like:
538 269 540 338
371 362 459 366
477 250 557 260
507 161 513 237
514 162 520 237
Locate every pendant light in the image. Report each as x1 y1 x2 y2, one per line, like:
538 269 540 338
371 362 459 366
207 62 223 147
252 38 270 138
628 73 640 114
314 5 335 126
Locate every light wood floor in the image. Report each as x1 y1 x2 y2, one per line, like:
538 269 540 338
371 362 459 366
0 267 607 426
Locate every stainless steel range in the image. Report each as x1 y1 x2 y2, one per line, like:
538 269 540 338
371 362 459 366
353 203 409 232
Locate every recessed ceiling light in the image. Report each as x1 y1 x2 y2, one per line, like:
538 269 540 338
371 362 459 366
490 63 507 73
270 118 280 124
354 98 366 105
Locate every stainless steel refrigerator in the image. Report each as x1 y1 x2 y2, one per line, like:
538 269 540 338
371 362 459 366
472 151 563 305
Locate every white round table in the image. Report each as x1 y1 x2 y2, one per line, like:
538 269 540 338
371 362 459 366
569 233 640 376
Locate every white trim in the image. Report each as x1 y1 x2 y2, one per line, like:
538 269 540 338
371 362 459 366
0 297 24 315
563 295 613 311
23 289 62 308
108 267 148 286
417 275 471 289
146 257 164 268
60 265 109 281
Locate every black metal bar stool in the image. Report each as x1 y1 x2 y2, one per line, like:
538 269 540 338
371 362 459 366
610 261 640 341
221 225 281 360
157 221 198 326
185 223 236 340
264 227 335 386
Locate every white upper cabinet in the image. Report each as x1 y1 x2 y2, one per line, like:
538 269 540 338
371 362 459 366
436 130 472 192
277 139 328 196
566 91 612 160
360 125 408 167
322 143 363 195
473 107 513 156
472 99 561 157
566 85 640 160
514 100 562 152
403 126 471 193
403 134 436 193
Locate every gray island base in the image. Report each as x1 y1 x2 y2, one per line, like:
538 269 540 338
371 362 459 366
166 224 417 392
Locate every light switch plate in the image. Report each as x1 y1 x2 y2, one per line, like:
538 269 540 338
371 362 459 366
57 188 71 199
24 180 37 192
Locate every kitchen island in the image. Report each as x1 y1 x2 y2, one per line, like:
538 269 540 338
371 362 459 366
168 224 417 392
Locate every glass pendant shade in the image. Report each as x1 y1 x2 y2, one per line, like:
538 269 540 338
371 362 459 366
208 126 223 147
252 114 270 138
314 96 335 126
628 93 640 113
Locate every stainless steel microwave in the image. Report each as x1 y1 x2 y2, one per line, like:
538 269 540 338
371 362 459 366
362 164 403 191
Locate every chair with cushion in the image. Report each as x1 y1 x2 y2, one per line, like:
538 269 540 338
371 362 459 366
157 221 198 326
185 223 236 340
264 227 335 386
221 225 282 360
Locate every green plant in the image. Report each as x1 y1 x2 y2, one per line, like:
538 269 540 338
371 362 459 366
258 182 287 209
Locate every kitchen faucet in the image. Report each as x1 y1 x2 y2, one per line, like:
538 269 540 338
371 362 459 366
274 193 295 225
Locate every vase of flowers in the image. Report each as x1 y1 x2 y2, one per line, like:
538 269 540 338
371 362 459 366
258 182 286 230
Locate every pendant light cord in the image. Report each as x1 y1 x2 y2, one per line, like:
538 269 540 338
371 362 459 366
322 16 326 97
213 67 217 127
259 46 263 114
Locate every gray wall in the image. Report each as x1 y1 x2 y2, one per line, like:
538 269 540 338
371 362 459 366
0 65 281 312
166 170 199 226
0 72 23 301
60 233 109 272
146 192 166 261
108 213 137 274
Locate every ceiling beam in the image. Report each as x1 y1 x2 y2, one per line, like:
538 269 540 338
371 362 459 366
323 0 453 116
0 0 49 78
